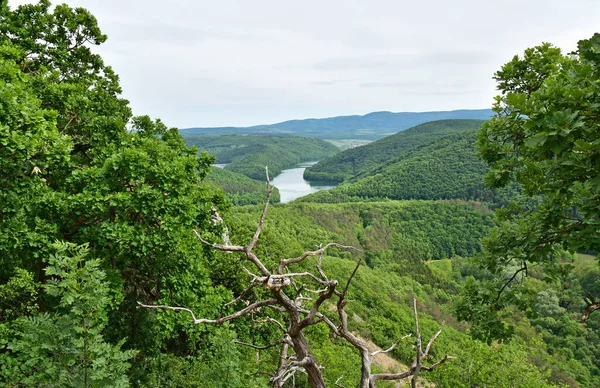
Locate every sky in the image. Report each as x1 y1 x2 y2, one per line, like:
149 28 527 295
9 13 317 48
8 0 600 127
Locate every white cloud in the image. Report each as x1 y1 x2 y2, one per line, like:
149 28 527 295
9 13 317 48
7 0 600 127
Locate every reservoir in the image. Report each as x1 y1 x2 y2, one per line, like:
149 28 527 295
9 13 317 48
271 161 337 203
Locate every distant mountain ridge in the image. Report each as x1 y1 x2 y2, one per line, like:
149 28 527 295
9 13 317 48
181 109 494 140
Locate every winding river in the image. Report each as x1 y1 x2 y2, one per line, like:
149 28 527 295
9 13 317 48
271 162 338 203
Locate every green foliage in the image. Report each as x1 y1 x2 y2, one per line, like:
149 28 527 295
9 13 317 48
304 119 485 182
0 242 135 387
460 33 600 345
0 0 230 382
303 129 520 205
206 166 280 205
140 330 266 388
182 134 338 180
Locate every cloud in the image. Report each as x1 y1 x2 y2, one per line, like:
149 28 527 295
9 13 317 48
8 0 600 127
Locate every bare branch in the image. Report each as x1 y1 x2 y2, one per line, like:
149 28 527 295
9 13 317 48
412 298 423 388
234 339 287 350
136 302 201 323
248 167 273 252
138 299 278 324
496 263 527 301
334 375 347 388
316 248 329 281
225 284 256 307
270 357 311 385
370 334 412 357
583 294 600 321
340 259 362 300
421 354 457 371
423 321 445 360
278 243 359 274
193 229 245 252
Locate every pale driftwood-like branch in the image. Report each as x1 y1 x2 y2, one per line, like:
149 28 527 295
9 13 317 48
317 249 329 281
277 242 359 274
252 315 287 333
334 375 347 388
370 334 412 357
193 229 245 252
248 167 273 252
583 294 600 321
411 298 423 388
138 299 278 325
234 339 288 351
139 171 453 388
423 321 445 360
270 357 311 385
136 302 201 323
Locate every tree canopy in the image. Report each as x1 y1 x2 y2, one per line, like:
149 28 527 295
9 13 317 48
458 33 600 340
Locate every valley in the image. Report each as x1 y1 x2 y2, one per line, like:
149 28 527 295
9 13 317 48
2 3 598 387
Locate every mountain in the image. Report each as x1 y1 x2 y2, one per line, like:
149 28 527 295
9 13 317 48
180 109 494 140
303 119 485 182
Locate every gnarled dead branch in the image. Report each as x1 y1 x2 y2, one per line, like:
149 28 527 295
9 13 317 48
138 168 453 387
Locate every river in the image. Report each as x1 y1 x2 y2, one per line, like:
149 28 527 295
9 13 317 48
271 161 338 203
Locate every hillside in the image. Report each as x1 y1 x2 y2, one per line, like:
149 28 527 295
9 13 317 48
302 129 516 205
304 119 485 182
205 167 280 205
181 109 494 140
221 201 597 387
183 134 339 180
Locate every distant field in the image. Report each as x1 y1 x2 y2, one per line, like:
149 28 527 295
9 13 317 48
576 253 597 266
325 139 372 150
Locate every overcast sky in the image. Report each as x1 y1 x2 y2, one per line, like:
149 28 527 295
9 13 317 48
8 0 600 127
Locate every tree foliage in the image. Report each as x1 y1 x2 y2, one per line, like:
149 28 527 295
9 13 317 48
458 33 600 343
304 119 485 183
182 134 338 180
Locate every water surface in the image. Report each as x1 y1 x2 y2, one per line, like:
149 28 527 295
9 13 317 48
271 162 338 203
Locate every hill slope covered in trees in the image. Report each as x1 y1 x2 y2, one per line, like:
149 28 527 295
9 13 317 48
205 167 280 205
182 134 339 180
302 129 517 205
304 119 485 182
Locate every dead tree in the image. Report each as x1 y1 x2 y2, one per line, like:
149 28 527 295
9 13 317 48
138 168 454 388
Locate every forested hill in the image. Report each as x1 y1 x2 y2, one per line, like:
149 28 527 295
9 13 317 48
182 134 338 180
181 109 493 140
205 167 281 205
302 129 516 205
304 119 485 182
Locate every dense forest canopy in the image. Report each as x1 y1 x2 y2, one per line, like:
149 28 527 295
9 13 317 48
182 134 338 180
205 167 281 205
458 33 600 342
304 119 485 183
1 0 599 387
302 129 519 206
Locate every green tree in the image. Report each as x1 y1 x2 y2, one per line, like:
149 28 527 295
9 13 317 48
0 242 136 387
0 0 229 380
458 33 600 339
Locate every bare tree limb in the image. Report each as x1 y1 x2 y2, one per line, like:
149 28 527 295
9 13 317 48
278 243 359 274
248 167 273 252
138 172 454 388
371 334 412 357
138 299 278 324
234 339 288 351
583 294 600 321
